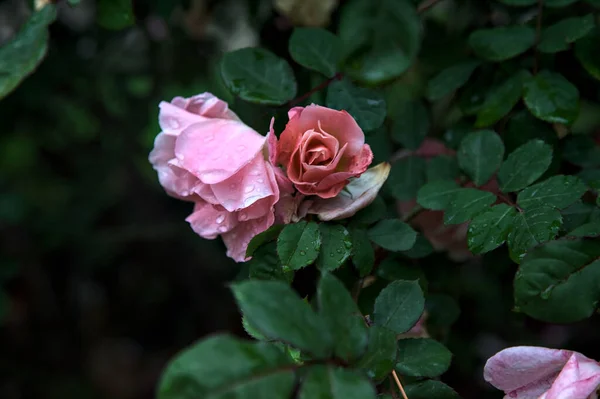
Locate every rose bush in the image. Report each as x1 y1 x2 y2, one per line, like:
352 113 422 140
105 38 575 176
149 93 284 262
484 346 600 399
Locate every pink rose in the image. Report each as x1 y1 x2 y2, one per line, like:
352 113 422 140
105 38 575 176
276 105 374 198
149 93 284 262
484 346 600 399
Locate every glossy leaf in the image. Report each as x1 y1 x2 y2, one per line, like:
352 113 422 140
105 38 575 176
373 280 424 334
316 224 352 271
357 326 397 381
426 60 481 100
0 5 56 100
327 79 386 131
426 156 460 182
523 71 580 125
517 175 588 210
457 130 504 186
277 221 322 270
395 338 453 378
289 28 342 77
368 219 417 252
248 242 294 283
246 225 283 257
467 204 517 254
468 26 535 61
417 180 461 211
514 238 600 322
299 366 376 399
443 188 496 225
158 335 295 399
404 380 461 399
317 274 368 362
575 29 600 81
221 48 297 105
232 280 331 357
497 140 553 193
475 70 531 127
507 206 563 262
350 227 375 276
538 14 595 53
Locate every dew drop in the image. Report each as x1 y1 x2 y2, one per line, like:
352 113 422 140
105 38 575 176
216 215 225 224
257 178 264 183
329 253 335 257
239 212 248 221
336 248 342 254
299 250 306 256
245 185 255 193
168 118 180 129
218 226 228 233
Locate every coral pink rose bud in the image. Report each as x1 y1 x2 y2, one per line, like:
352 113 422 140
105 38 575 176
149 93 285 262
276 105 374 199
484 346 600 399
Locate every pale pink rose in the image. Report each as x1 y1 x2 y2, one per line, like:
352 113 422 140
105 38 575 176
149 93 285 262
396 139 500 261
484 346 600 399
276 105 374 199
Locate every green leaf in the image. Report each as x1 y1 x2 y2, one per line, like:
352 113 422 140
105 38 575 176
376 259 428 292
562 201 598 231
468 26 536 62
568 221 600 238
316 224 352 271
517 175 588 210
426 156 459 182
523 71 580 125
417 180 461 211
575 29 600 81
350 228 375 277
539 14 595 53
388 156 427 201
220 48 297 105
457 130 504 186
563 136 600 168
404 380 461 399
444 188 497 225
231 280 331 357
391 101 430 150
498 139 554 193
426 60 481 101
97 0 135 30
467 204 517 254
0 5 56 100
299 366 376 399
357 326 397 381
514 238 600 323
402 235 434 259
368 220 417 252
504 110 558 153
353 195 387 225
395 338 452 378
475 70 531 127
317 274 368 362
289 28 342 78
277 221 322 270
242 316 267 340
158 335 295 399
326 79 386 131
507 206 563 262
246 225 283 257
338 0 421 84
248 242 294 283
373 280 424 334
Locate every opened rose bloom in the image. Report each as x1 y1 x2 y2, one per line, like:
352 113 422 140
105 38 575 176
149 93 284 262
276 105 375 198
484 346 600 399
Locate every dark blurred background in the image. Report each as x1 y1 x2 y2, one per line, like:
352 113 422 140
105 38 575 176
1 1 600 398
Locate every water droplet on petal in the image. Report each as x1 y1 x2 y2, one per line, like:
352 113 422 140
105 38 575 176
216 215 225 224
257 178 264 183
245 185 255 193
218 226 228 233
239 212 248 221
168 118 180 129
